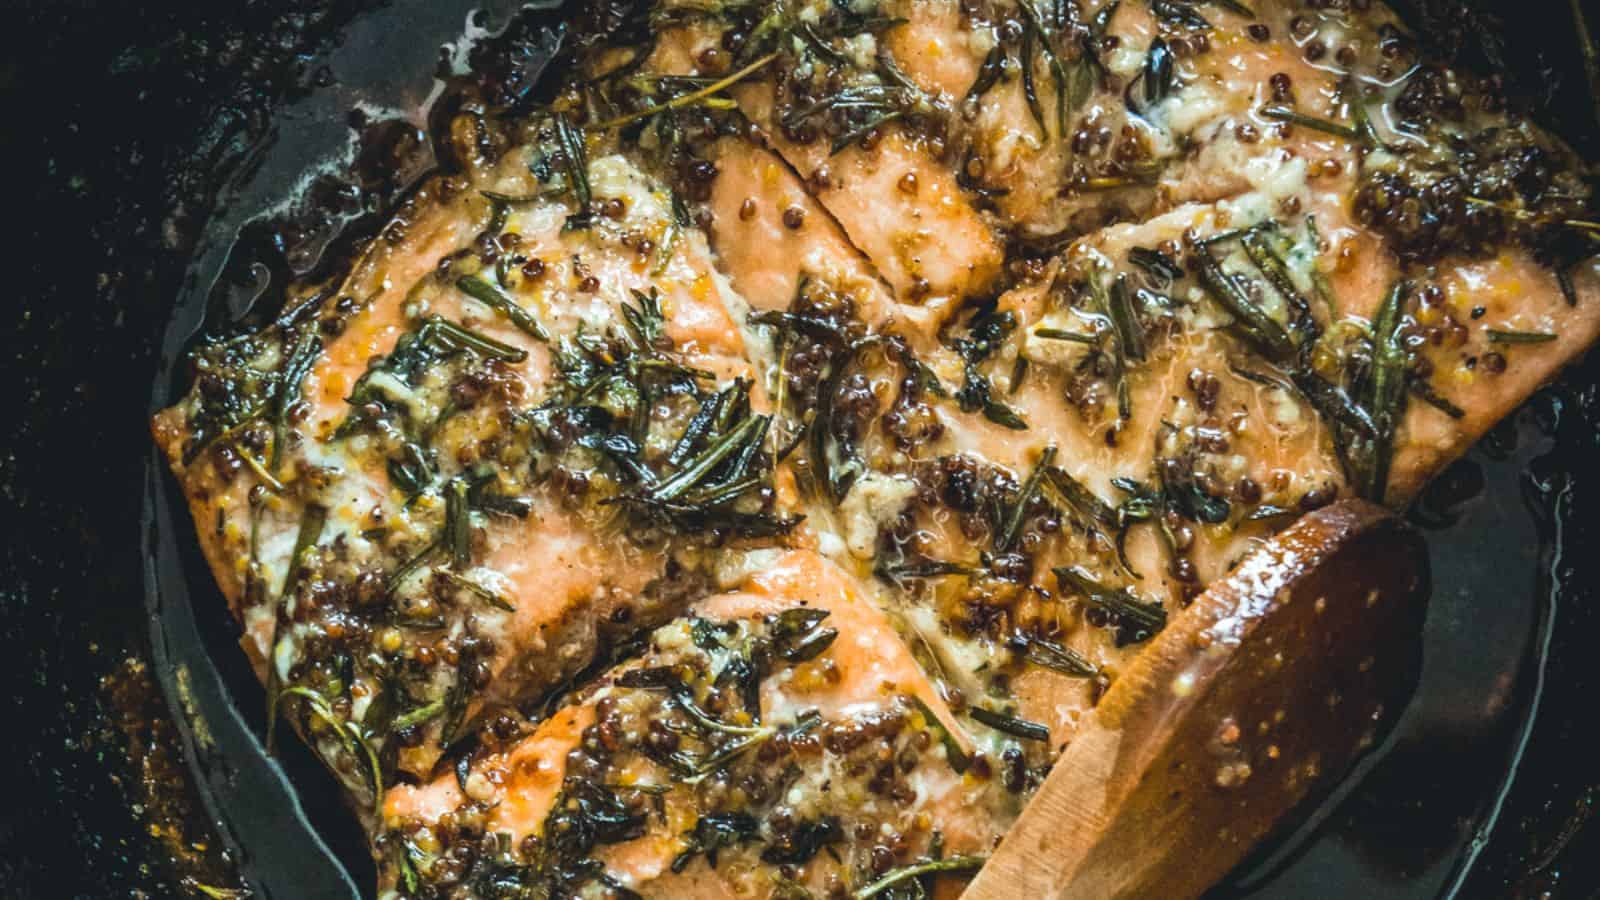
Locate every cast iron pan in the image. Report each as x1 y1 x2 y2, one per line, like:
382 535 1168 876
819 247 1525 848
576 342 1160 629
4 1 1600 897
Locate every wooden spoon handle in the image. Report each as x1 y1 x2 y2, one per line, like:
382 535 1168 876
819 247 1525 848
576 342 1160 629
963 500 1429 900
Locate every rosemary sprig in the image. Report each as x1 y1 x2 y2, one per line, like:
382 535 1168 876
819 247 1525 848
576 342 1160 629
953 308 1030 430
597 52 778 129
1486 329 1558 344
1017 633 1100 678
1260 105 1367 143
1055 565 1168 639
1191 241 1295 361
1034 327 1098 343
1041 465 1119 530
967 706 1050 742
1149 0 1212 29
875 557 977 582
1125 36 1175 117
853 856 988 899
553 113 593 230
1108 274 1147 361
997 445 1057 552
1129 246 1184 283
1018 0 1072 136
443 477 473 568
1357 282 1411 503
271 329 321 470
1240 229 1315 336
966 44 1005 104
391 696 447 731
456 275 549 342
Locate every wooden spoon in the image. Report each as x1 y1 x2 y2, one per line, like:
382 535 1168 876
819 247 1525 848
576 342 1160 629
963 499 1430 900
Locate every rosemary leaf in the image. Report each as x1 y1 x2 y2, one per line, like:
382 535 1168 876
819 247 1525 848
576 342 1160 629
967 706 1051 742
1361 281 1411 503
271 329 322 470
1019 634 1100 678
1054 565 1168 639
997 446 1057 552
598 53 778 129
1260 105 1363 141
852 856 988 899
1486 329 1557 344
456 274 549 341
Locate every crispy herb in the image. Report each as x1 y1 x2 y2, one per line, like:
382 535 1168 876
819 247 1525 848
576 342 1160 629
1291 370 1378 438
875 557 977 582
966 44 1005 104
1158 454 1231 524
1017 633 1100 678
443 477 473 568
997 446 1056 551
1191 239 1295 361
1041 465 1119 530
271 329 322 470
1125 36 1174 117
457 274 549 341
436 646 478 748
967 706 1050 742
953 308 1029 430
1559 266 1579 307
1129 246 1184 283
335 315 527 441
1055 565 1168 641
387 443 435 501
552 112 593 230
772 609 839 663
1240 228 1316 338
386 538 442 598
672 813 760 873
1018 0 1073 136
853 856 988 900
1149 0 1212 29
1486 329 1558 344
1260 105 1367 143
1107 274 1147 362
599 52 778 129
1033 327 1097 343
1354 281 1411 503
391 696 447 731
539 777 649 891
761 817 843 865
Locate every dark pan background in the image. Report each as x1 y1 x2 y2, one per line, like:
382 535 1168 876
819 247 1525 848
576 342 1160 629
3 1 1600 897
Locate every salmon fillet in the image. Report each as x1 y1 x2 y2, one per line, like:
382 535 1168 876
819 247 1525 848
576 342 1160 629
378 550 1004 896
152 0 1599 895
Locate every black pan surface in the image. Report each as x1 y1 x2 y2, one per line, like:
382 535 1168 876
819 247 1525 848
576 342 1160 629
4 1 1600 897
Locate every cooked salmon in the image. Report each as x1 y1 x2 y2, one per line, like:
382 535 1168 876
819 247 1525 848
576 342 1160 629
153 0 1598 895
